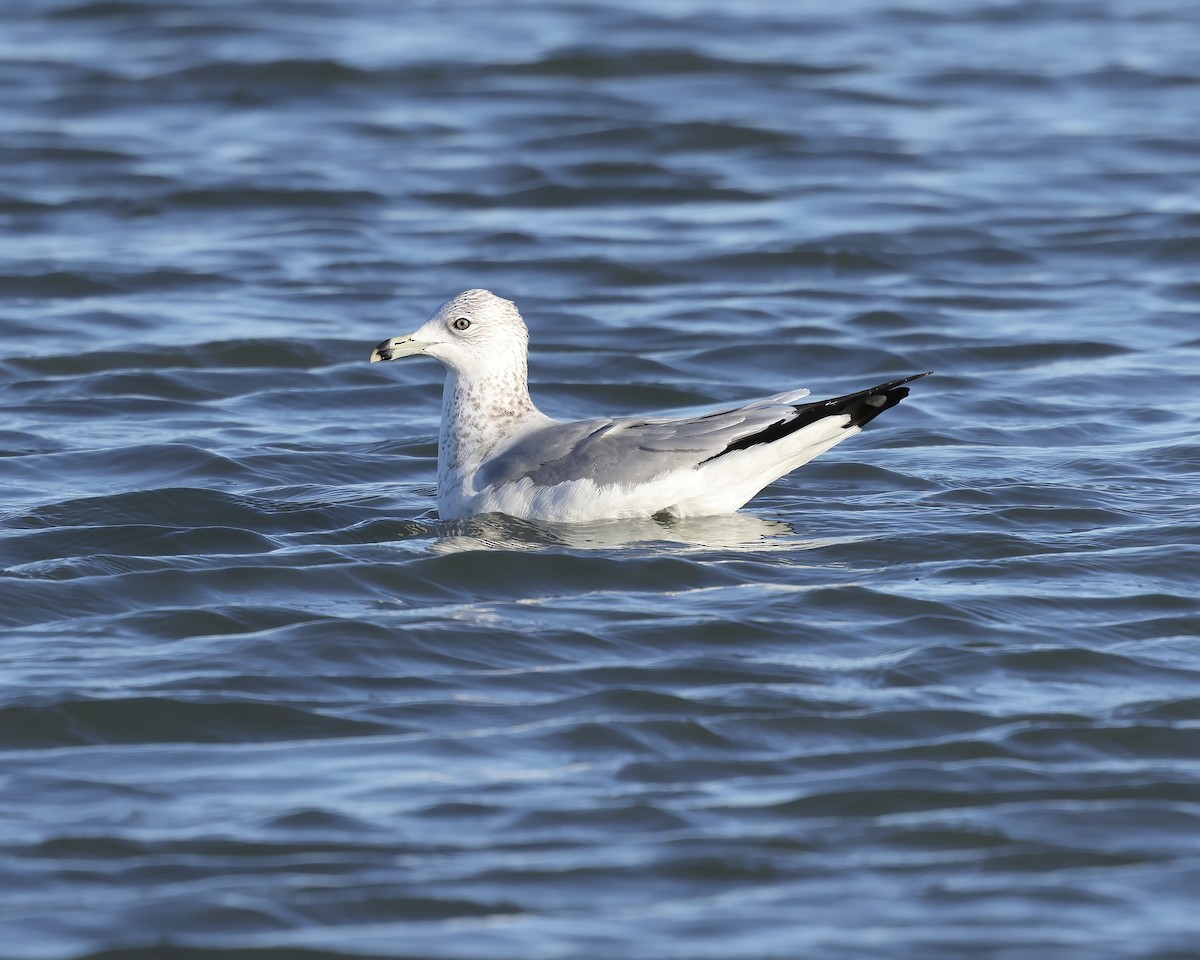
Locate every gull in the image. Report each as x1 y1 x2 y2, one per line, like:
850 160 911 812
370 289 928 523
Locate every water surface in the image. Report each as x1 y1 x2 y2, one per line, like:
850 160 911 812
2 1 1199 958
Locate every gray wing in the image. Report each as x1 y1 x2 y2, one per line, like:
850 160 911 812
474 375 926 491
474 408 779 490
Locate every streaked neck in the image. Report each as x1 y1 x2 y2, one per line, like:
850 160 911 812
438 366 543 480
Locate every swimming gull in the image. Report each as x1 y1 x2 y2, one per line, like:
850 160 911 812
370 289 929 522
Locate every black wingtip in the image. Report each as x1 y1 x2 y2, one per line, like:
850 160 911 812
699 372 930 464
836 371 931 429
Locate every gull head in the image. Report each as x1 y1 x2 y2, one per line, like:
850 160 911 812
370 289 529 377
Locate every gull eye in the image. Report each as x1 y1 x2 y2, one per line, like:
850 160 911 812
452 317 471 331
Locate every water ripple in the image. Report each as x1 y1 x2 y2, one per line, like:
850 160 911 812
2 0 1200 958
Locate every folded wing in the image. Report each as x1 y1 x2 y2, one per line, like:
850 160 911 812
474 373 928 492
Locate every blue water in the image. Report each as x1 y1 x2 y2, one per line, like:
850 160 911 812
2 1 1199 958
